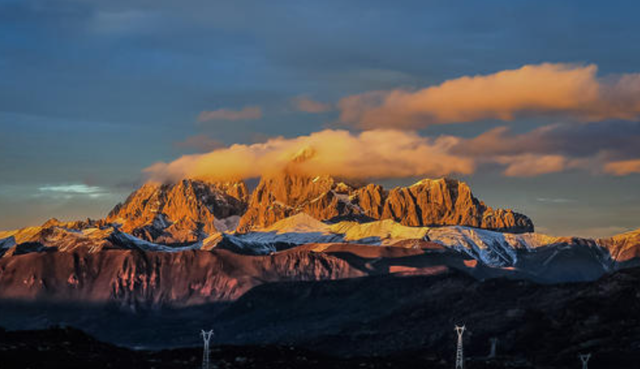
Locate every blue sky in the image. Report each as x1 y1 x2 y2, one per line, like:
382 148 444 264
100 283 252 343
1 0 640 236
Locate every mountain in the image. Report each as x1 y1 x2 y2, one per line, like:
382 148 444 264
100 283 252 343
1 171 638 307
106 179 247 244
237 172 533 233
1 219 638 308
236 172 357 232
599 228 640 268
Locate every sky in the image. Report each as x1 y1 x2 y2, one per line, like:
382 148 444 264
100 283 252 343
1 0 640 237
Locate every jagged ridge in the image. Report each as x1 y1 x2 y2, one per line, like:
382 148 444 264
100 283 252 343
106 179 247 244
237 172 533 233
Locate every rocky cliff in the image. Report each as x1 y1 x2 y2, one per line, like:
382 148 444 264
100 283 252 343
238 172 533 233
237 172 359 232
106 179 247 244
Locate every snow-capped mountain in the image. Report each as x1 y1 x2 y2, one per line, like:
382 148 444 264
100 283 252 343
0 172 637 307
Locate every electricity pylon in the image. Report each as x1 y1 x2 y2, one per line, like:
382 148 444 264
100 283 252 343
455 325 466 369
488 337 498 359
580 353 591 369
201 329 214 369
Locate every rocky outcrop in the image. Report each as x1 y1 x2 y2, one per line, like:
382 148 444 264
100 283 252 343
106 179 247 244
376 178 533 232
238 172 533 233
236 172 359 232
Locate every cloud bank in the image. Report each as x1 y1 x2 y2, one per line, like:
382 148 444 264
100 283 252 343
154 121 640 182
197 106 262 122
147 129 474 182
338 63 640 128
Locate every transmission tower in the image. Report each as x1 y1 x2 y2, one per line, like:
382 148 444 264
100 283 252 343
201 329 214 369
580 353 591 369
488 337 498 359
455 325 466 369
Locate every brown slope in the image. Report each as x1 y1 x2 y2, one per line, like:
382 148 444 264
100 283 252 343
0 248 364 307
599 228 640 265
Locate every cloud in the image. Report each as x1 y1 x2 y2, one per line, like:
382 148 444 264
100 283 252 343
536 197 577 204
450 122 640 177
292 96 333 113
38 184 109 199
604 159 640 176
197 106 262 122
338 63 640 129
173 135 225 152
494 154 571 177
145 122 640 182
144 129 474 182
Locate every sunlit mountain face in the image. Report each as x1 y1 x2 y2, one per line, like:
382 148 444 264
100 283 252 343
1 1 640 368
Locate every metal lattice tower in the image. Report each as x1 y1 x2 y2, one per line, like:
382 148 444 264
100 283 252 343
201 329 214 369
455 325 466 369
580 353 591 369
488 337 498 359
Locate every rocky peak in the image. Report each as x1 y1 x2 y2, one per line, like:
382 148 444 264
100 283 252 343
106 179 247 244
378 178 533 232
236 171 359 232
238 173 534 233
41 218 101 230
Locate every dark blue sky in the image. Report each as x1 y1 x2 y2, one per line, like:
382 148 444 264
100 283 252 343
1 0 640 236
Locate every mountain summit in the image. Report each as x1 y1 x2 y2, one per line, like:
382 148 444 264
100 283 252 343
96 173 534 243
237 172 533 233
106 179 247 244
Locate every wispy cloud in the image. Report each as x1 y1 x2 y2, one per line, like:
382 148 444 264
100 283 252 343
197 106 262 122
174 135 225 152
536 197 577 204
38 184 109 199
450 122 640 178
291 96 333 113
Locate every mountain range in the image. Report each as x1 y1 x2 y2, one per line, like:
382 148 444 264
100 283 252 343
1 171 639 368
0 171 638 308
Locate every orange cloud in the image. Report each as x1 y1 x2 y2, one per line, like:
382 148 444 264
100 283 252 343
146 123 640 182
338 63 640 128
292 96 332 113
197 106 262 122
144 129 474 182
604 159 640 176
494 154 570 177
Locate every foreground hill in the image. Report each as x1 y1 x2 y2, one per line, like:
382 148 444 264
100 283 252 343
1 266 639 368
